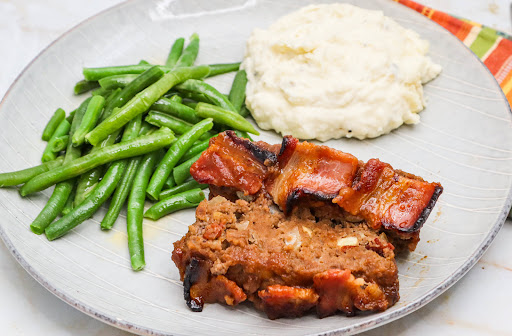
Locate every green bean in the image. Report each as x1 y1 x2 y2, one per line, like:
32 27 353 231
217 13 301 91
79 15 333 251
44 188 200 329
101 156 141 230
163 92 175 99
103 67 164 120
178 91 213 104
166 37 185 67
127 150 162 271
44 160 125 241
30 182 73 235
0 157 64 187
159 179 207 200
101 88 122 122
228 70 247 113
50 135 69 153
91 66 166 155
86 65 209 146
88 67 165 111
175 33 199 68
145 188 205 220
74 80 99 95
146 118 213 200
65 97 89 158
163 174 176 190
239 105 250 118
119 113 145 141
178 136 213 164
176 79 236 112
91 87 112 97
83 63 233 81
29 185 65 234
20 127 175 196
73 129 119 208
83 64 154 81
98 74 139 90
66 110 76 124
139 121 154 135
145 111 189 133
138 60 150 65
42 119 71 162
61 183 76 216
151 98 202 124
234 130 253 141
195 103 259 135
74 165 103 207
84 64 171 82
169 95 182 103
99 114 145 230
29 100 87 234
173 153 201 185
42 108 66 141
206 62 241 77
182 101 197 109
72 95 105 147
145 111 214 141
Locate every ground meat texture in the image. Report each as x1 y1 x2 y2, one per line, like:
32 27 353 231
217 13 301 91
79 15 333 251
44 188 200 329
172 195 399 319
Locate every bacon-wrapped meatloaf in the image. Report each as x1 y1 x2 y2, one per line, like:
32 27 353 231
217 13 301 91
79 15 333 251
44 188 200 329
172 131 442 318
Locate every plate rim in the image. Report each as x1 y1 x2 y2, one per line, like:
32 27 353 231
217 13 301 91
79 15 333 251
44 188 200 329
0 0 511 335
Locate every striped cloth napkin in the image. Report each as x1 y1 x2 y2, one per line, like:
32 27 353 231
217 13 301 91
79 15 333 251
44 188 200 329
396 0 512 104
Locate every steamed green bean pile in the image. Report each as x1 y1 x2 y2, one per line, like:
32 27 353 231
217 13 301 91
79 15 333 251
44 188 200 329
0 34 254 271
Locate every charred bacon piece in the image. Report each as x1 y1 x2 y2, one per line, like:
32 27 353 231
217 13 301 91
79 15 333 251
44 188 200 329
176 253 247 312
333 158 442 250
334 159 443 236
266 136 359 214
191 131 277 195
190 132 443 248
183 257 204 312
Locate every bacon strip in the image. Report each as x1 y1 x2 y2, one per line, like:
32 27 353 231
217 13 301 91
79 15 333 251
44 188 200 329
191 131 277 195
334 159 443 234
267 136 359 214
190 132 443 246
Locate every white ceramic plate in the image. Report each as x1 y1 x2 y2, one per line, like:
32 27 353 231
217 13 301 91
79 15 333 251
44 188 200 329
1 0 511 335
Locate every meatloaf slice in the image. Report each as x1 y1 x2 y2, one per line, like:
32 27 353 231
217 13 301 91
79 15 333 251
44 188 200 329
172 195 399 319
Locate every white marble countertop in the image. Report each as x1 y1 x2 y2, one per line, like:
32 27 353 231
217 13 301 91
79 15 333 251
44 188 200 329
1 0 512 335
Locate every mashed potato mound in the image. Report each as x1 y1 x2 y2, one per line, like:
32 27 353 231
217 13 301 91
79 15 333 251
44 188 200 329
242 4 441 141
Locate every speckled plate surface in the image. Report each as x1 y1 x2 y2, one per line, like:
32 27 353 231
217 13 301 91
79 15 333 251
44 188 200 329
0 0 511 335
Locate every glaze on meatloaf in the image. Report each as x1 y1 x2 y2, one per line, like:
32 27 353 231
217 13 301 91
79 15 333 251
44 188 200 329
172 195 399 319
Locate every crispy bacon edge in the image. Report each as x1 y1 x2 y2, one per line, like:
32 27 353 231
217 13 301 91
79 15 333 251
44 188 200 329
393 182 443 234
